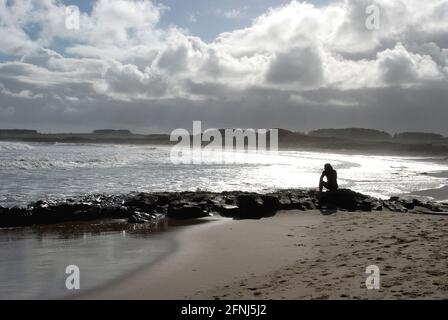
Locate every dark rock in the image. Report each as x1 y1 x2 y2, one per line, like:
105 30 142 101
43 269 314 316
34 200 50 208
155 192 181 206
235 194 276 219
156 205 169 215
295 190 310 198
167 204 208 220
237 194 264 209
278 196 292 209
128 211 154 224
298 198 315 210
359 200 374 211
317 189 370 211
0 207 31 228
209 198 226 213
382 200 408 213
400 199 415 210
289 195 304 209
224 196 237 205
212 193 279 218
425 202 443 212
260 195 280 212
196 201 209 210
39 203 93 221
412 199 425 207
217 205 240 217
272 191 311 210
372 202 383 211
188 193 211 203
100 205 132 219
124 193 158 211
2 188 443 228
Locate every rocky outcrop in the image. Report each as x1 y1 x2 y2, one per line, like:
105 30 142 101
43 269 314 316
317 189 383 211
167 204 209 220
1 189 447 228
128 211 165 224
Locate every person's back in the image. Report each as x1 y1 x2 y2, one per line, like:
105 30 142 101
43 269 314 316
319 164 338 192
326 169 338 190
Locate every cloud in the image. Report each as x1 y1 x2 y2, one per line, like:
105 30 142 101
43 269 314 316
266 46 324 88
377 43 443 85
79 0 163 45
102 63 168 100
1 0 448 133
156 44 189 74
223 9 243 20
187 13 197 23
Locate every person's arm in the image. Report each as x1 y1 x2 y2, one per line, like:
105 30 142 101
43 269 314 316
319 172 325 183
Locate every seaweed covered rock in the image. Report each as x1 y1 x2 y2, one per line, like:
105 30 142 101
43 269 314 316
0 207 31 228
2 188 447 228
167 204 209 220
128 211 164 224
231 194 272 219
317 189 380 211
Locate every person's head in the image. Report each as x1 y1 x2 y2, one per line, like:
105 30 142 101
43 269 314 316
324 163 333 172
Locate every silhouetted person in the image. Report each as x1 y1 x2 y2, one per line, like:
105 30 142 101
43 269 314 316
319 163 338 192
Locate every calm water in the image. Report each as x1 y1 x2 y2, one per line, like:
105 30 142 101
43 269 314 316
0 218 216 300
1 141 448 299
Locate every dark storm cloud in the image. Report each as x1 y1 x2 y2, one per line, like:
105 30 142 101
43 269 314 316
2 80 448 135
266 46 323 87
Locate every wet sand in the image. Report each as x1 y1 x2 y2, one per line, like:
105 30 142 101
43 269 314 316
406 170 448 201
411 185 448 201
81 210 448 300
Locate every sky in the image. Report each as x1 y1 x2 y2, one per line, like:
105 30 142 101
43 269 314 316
39 0 331 42
0 0 447 134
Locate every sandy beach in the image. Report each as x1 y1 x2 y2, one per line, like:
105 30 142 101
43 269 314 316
80 210 448 300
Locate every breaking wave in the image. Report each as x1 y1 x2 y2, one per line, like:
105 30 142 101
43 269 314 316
0 142 34 151
0 142 448 206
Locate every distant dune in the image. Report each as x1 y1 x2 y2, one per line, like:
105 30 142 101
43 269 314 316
308 128 392 141
394 132 445 141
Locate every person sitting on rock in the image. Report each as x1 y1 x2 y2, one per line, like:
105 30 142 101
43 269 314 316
319 163 338 192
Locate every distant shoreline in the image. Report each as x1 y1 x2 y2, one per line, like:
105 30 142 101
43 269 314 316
2 135 448 157
2 127 448 156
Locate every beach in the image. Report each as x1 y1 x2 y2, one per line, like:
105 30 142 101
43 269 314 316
80 210 448 300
